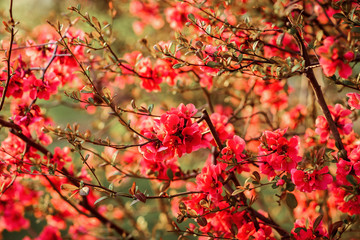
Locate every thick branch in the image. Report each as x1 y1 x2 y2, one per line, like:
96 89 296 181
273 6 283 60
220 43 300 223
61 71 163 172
293 29 348 160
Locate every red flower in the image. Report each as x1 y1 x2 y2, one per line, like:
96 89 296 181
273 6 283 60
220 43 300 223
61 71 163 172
196 163 223 201
291 166 333 192
139 104 202 161
315 104 352 143
221 135 246 162
318 37 353 79
37 226 62 240
347 92 360 110
259 129 301 175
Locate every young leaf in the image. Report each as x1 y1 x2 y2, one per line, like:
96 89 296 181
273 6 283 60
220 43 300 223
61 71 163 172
188 13 195 22
167 168 174 180
94 196 108 205
313 215 323 231
286 193 298 209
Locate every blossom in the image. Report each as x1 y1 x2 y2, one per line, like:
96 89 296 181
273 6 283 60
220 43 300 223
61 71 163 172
281 104 307 129
259 129 302 176
165 2 193 30
196 164 223 201
129 0 164 34
220 135 246 162
48 147 72 169
318 37 353 79
347 92 360 110
139 103 203 161
291 166 333 192
291 218 328 239
315 104 352 143
37 226 62 240
1 203 30 232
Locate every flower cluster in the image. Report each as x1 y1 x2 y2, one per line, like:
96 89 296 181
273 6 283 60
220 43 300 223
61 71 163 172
259 128 302 177
318 37 354 79
291 166 333 192
315 104 353 143
139 103 203 161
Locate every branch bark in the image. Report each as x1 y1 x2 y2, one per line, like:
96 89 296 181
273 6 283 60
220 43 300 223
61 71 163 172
293 29 348 160
0 0 15 111
0 118 135 239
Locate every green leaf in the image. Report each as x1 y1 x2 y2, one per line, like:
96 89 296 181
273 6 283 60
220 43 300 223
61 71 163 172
111 151 119 166
205 25 211 35
333 13 345 19
286 193 298 209
167 168 174 180
291 64 301 72
188 13 195 22
172 63 184 69
346 175 358 185
130 199 140 207
94 196 108 205
286 182 295 192
148 104 154 114
294 227 307 233
351 27 360 33
169 42 176 55
252 40 259 52
232 188 245 196
206 61 218 68
344 193 355 202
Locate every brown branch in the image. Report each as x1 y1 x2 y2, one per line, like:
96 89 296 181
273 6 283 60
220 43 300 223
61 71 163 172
0 0 15 112
293 28 348 160
201 109 289 237
0 119 135 238
81 198 134 239
0 175 16 198
50 22 150 141
44 175 92 217
201 109 224 154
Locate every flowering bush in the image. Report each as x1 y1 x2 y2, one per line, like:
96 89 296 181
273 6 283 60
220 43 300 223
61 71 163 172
0 0 360 239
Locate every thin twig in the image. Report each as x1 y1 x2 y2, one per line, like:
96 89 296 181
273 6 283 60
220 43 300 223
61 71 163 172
0 0 16 111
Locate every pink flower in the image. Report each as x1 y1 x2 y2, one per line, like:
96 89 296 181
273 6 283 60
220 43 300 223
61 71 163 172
139 104 202 161
281 104 307 129
291 166 333 192
1 203 30 231
164 2 193 30
236 222 256 239
291 218 328 239
344 51 355 61
220 135 249 173
129 0 164 34
37 226 62 240
137 58 162 92
347 92 360 110
315 104 353 142
259 129 302 176
336 159 353 185
196 164 223 201
318 37 353 79
48 147 72 169
276 179 285 186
